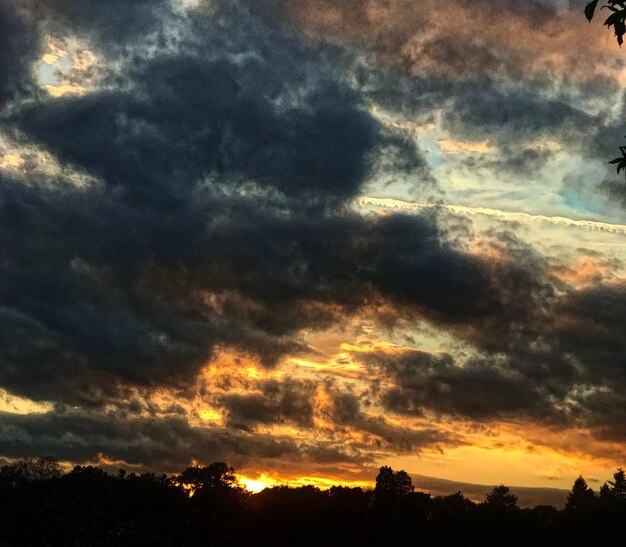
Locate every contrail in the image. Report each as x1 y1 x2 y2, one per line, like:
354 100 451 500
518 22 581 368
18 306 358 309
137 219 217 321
357 197 626 235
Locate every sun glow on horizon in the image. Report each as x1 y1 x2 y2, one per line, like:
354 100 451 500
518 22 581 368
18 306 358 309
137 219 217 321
237 473 373 493
237 473 281 493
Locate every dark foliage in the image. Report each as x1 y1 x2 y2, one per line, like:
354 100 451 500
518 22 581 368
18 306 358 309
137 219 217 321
565 476 595 512
586 1 626 181
586 1 626 45
1 460 626 546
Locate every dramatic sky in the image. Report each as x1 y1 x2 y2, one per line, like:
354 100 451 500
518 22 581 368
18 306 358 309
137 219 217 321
1 0 625 494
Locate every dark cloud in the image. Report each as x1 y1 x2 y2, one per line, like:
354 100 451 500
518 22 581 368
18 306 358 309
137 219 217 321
0 2 548 407
0 159 554 405
0 1 40 108
552 284 626 387
361 281 626 441
329 391 456 452
1 0 168 109
330 392 361 425
361 213 501 321
222 378 317 430
29 0 172 50
460 146 554 177
0 396 390 471
0 2 389 401
14 58 382 203
269 0 617 206
1 0 624 471
0 409 304 471
443 80 596 143
368 350 542 420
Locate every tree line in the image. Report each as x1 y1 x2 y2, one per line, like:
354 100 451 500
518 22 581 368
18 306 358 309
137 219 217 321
1 458 625 546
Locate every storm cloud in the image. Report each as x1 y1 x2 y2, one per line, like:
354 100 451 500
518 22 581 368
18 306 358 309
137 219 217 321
359 280 626 443
0 0 624 480
0 1 547 406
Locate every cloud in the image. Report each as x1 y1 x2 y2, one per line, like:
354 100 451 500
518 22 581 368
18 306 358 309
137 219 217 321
328 391 457 452
367 350 542 420
1 2 502 412
359 281 626 442
221 378 317 430
1 169 502 404
0 2 554 408
14 58 383 202
0 409 304 471
442 80 596 143
438 140 496 154
270 0 620 208
29 0 172 49
1 0 624 475
0 1 41 108
272 0 615 88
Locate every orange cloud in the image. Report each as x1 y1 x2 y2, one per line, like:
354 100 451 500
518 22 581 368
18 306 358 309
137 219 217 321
277 0 618 85
438 139 496 154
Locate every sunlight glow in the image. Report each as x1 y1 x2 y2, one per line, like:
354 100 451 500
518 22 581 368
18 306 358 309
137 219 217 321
44 84 86 97
0 390 53 415
438 139 496 154
237 473 373 493
199 408 222 423
0 154 25 170
237 474 281 493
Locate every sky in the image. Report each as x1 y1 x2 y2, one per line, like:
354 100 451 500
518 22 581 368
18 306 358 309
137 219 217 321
0 0 625 496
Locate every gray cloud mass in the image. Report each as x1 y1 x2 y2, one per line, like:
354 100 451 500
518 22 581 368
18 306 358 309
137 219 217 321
0 0 624 471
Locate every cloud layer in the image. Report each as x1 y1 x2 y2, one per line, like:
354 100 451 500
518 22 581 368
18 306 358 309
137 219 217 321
0 0 624 484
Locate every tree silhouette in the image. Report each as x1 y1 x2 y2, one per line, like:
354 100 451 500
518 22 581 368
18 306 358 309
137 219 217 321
1 460 626 545
374 465 414 501
598 479 616 507
565 475 596 511
484 484 519 511
608 467 626 501
0 456 61 485
176 461 238 495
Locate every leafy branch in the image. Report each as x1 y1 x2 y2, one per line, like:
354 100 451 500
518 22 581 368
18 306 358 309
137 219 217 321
609 138 626 173
586 1 626 177
585 0 626 45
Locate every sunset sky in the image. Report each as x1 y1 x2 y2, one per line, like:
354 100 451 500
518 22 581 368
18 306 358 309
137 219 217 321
0 0 625 495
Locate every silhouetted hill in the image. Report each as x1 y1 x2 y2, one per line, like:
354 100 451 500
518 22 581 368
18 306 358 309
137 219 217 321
411 473 569 508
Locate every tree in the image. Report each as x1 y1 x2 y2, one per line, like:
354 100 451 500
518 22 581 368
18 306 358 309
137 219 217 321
595 468 626 503
374 466 414 502
565 476 596 511
598 480 617 508
608 467 626 501
0 457 61 484
431 491 475 519
176 461 238 495
484 485 519 511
